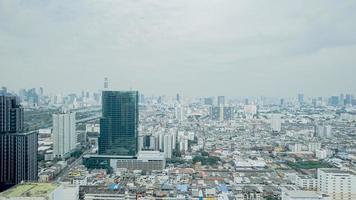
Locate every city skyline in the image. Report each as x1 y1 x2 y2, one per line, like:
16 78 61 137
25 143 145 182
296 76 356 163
1 0 356 96
1 1 356 198
1 84 355 100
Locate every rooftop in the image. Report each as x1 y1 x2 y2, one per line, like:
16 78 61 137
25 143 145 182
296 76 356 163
284 190 326 198
319 168 356 175
0 183 58 198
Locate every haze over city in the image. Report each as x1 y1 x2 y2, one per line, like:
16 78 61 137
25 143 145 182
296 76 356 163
1 1 356 200
1 0 356 96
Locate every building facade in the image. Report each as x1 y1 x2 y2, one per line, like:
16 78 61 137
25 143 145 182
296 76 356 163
52 111 76 158
99 91 139 156
318 168 356 200
0 95 37 191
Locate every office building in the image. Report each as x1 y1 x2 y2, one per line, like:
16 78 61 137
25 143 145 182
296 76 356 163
345 94 353 105
298 94 304 105
0 96 24 133
244 105 257 119
308 142 322 153
282 189 330 200
104 77 108 89
52 111 76 159
99 91 139 156
280 98 284 107
289 143 303 152
315 125 332 138
210 106 234 121
339 94 345 106
175 104 185 122
295 175 318 191
163 134 173 159
210 106 222 121
0 87 7 95
111 151 165 173
217 96 225 106
203 97 214 106
329 96 339 107
141 135 156 150
316 149 329 159
83 151 165 174
0 95 37 191
318 168 356 200
271 114 282 132
223 107 234 120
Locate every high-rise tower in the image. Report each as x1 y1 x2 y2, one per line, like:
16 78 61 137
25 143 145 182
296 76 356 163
104 77 109 89
217 96 225 106
99 91 139 156
52 111 76 159
0 95 37 191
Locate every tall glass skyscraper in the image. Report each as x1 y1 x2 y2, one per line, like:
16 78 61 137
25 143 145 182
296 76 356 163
99 91 139 156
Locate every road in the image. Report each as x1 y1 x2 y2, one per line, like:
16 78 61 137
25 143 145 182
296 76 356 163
54 149 91 182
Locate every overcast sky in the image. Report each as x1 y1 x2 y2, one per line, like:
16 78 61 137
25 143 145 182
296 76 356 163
1 0 356 97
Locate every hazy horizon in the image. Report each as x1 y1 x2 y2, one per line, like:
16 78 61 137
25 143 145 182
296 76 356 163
1 0 356 97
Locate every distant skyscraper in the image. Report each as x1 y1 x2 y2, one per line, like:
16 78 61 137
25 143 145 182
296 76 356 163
329 96 339 107
339 93 344 106
157 96 162 104
0 95 37 191
204 97 214 106
210 106 223 121
52 111 76 158
345 94 353 105
316 124 332 138
271 114 282 132
244 98 249 105
39 87 43 95
298 94 304 105
140 94 145 104
217 96 225 106
175 104 185 122
223 107 234 121
104 77 109 89
210 106 234 121
163 134 173 159
0 87 7 95
312 98 317 107
280 98 284 107
99 91 139 156
141 135 156 150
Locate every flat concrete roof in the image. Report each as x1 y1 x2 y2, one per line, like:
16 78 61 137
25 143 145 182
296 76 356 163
0 183 58 198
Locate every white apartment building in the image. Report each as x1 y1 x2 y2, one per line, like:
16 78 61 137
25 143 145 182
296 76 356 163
289 143 303 152
163 134 173 159
308 142 322 152
295 175 318 191
270 114 282 132
316 149 329 159
318 168 356 200
53 111 76 158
